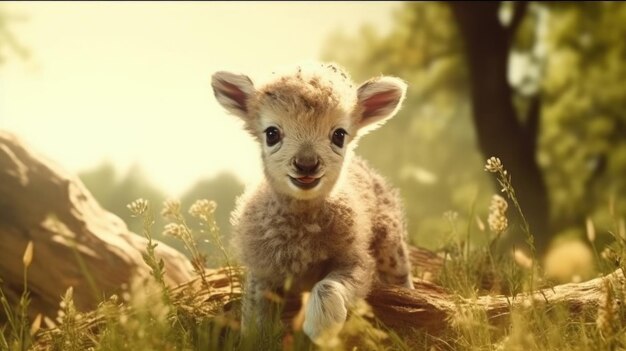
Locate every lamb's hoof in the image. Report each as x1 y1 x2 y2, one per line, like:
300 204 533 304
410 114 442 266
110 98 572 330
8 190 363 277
303 279 348 346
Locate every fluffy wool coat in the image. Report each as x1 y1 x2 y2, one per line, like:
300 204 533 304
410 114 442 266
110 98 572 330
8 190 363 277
211 62 414 343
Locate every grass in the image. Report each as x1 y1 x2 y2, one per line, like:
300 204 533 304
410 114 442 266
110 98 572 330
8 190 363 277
1 157 626 350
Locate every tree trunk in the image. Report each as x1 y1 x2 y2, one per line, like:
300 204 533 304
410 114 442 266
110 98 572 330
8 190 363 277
449 2 551 253
0 131 195 320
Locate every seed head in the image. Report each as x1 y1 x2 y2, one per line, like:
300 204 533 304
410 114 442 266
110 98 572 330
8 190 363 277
161 199 181 220
484 157 503 173
127 198 148 217
488 195 508 234
23 240 34 269
163 223 186 239
189 199 217 221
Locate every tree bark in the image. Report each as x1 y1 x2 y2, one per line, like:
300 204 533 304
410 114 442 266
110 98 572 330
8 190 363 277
0 131 195 320
448 2 551 253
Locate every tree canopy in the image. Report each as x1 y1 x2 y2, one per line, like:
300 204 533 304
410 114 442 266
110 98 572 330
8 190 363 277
322 2 626 251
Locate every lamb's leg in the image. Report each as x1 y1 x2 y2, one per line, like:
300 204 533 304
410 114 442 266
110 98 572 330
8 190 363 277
241 273 283 336
376 241 414 289
303 256 373 345
371 211 414 289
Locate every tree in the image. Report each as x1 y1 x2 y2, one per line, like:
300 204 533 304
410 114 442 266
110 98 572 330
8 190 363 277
538 2 626 239
448 2 549 252
322 3 495 250
323 2 626 254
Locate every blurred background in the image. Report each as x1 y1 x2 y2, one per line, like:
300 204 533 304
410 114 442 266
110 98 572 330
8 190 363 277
1 2 625 264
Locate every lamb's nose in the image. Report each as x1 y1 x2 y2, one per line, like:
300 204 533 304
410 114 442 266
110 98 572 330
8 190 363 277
293 155 320 175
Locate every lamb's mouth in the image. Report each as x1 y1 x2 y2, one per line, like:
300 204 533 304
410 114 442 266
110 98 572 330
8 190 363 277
289 175 322 190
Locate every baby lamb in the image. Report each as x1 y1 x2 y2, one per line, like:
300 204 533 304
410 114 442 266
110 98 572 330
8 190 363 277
211 62 414 344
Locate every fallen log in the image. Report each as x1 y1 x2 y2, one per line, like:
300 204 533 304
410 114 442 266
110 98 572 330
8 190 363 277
0 131 195 319
167 265 615 335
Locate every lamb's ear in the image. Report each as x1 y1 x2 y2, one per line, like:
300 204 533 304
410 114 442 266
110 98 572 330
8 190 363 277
354 76 407 131
211 71 255 119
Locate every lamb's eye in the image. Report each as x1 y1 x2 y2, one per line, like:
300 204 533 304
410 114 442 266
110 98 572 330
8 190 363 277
265 127 281 146
332 128 347 148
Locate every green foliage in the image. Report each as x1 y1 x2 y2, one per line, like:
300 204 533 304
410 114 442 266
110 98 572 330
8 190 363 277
539 2 626 234
322 2 626 250
323 2 491 249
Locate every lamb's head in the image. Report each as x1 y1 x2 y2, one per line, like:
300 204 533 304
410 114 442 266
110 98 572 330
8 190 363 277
211 63 406 200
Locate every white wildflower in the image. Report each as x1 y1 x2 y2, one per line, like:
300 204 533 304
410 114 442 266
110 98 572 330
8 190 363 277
127 198 148 217
484 157 503 173
189 199 217 221
161 199 181 220
163 223 186 239
488 195 508 234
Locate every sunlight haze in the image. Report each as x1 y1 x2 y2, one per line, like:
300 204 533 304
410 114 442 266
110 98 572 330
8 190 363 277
0 1 400 196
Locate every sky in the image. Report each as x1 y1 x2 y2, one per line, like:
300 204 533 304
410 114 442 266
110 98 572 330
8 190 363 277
0 1 400 196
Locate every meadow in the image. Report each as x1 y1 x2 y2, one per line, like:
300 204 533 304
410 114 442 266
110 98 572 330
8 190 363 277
2 157 624 351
